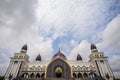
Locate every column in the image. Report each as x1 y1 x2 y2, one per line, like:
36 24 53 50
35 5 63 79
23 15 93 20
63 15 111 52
97 61 104 77
5 61 12 77
105 61 113 76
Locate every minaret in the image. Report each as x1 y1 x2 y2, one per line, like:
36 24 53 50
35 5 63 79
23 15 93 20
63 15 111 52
89 43 114 80
5 44 29 80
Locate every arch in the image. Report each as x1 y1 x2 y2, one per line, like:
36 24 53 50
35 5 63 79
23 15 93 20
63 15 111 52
36 73 40 78
77 66 80 71
83 73 88 78
78 73 82 78
55 66 63 78
89 72 97 78
46 58 72 78
73 73 77 78
30 73 35 78
21 73 29 78
41 73 45 78
55 66 62 72
38 66 41 71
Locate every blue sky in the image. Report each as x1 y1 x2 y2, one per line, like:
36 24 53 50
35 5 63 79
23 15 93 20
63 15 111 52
0 0 120 77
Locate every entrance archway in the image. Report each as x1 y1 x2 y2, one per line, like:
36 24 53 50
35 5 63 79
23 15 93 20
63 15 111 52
46 58 71 78
55 66 63 78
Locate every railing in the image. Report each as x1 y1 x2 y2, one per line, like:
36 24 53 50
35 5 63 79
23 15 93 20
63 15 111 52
13 78 94 80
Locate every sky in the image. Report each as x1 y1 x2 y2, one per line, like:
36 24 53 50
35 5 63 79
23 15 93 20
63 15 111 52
0 0 120 77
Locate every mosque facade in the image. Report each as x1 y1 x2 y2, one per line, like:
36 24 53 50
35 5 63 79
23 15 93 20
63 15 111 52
5 44 114 80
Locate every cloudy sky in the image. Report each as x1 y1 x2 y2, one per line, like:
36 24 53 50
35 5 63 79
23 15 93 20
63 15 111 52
0 0 120 77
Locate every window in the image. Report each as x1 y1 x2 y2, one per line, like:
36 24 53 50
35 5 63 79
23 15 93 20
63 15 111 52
14 61 18 64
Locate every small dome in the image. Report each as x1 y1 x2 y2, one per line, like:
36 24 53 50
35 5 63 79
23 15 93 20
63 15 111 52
91 43 98 52
21 44 27 53
91 43 97 50
77 54 82 61
36 54 41 61
22 44 27 50
52 50 67 60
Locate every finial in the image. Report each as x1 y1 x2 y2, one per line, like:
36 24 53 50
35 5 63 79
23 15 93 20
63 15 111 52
58 48 61 53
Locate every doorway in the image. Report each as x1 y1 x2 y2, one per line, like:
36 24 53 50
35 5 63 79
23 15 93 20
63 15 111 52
55 66 62 78
56 72 62 78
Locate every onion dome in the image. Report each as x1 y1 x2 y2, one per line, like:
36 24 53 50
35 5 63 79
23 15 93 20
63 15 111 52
91 43 98 52
91 43 97 50
20 44 27 53
52 49 67 60
77 54 82 61
36 54 41 61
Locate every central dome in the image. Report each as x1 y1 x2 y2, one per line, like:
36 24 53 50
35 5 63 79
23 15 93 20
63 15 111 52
52 50 67 60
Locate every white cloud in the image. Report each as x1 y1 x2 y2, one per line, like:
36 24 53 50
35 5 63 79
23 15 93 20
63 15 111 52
0 50 9 75
109 55 120 71
0 0 54 75
98 14 120 53
70 39 78 47
36 0 116 40
96 14 120 72
0 0 120 76
68 40 91 61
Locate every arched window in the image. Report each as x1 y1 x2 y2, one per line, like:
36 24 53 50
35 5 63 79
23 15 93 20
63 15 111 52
73 73 77 78
30 73 34 78
38 66 41 71
72 66 75 71
36 73 40 78
78 73 82 78
41 73 45 78
21 73 29 78
89 72 97 78
83 73 88 78
77 66 80 71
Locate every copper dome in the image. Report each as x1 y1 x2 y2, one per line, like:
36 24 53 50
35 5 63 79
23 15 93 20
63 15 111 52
77 54 82 61
52 50 67 60
36 54 41 61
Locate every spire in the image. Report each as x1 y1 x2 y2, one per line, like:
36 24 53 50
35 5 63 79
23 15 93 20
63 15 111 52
20 44 27 53
77 54 82 61
91 43 98 52
58 48 61 53
52 49 67 60
36 54 41 61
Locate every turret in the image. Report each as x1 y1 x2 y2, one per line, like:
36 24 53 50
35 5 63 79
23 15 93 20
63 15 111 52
76 54 82 61
20 44 27 53
5 44 29 80
91 43 98 52
89 43 114 80
36 54 41 61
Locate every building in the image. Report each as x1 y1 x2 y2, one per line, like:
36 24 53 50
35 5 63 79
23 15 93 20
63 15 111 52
5 44 114 80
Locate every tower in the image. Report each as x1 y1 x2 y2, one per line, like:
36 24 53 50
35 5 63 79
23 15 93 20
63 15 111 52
5 44 29 80
89 43 114 80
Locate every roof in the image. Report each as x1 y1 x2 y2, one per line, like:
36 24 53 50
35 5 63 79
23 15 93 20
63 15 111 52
52 50 67 60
